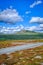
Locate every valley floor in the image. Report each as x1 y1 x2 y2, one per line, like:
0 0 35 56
0 39 43 48
0 45 43 65
0 39 43 65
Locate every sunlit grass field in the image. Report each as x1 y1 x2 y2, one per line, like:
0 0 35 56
0 39 43 48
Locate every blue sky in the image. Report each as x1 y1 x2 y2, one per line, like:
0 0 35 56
0 0 43 33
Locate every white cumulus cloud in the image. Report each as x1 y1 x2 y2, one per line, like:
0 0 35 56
0 25 24 34
25 11 31 14
30 0 42 8
39 24 43 28
30 17 43 23
25 26 38 31
25 26 43 32
0 8 23 23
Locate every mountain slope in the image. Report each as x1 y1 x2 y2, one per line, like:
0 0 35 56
0 30 43 40
15 30 39 35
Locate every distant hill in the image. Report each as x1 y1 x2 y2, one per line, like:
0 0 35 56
15 30 39 35
0 30 43 40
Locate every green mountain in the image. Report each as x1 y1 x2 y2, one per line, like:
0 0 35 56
0 30 43 40
15 30 39 35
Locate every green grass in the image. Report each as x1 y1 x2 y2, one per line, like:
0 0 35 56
0 30 43 40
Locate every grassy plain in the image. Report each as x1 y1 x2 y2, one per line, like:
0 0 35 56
0 39 43 48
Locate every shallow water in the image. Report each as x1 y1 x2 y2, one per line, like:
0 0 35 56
0 42 43 55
